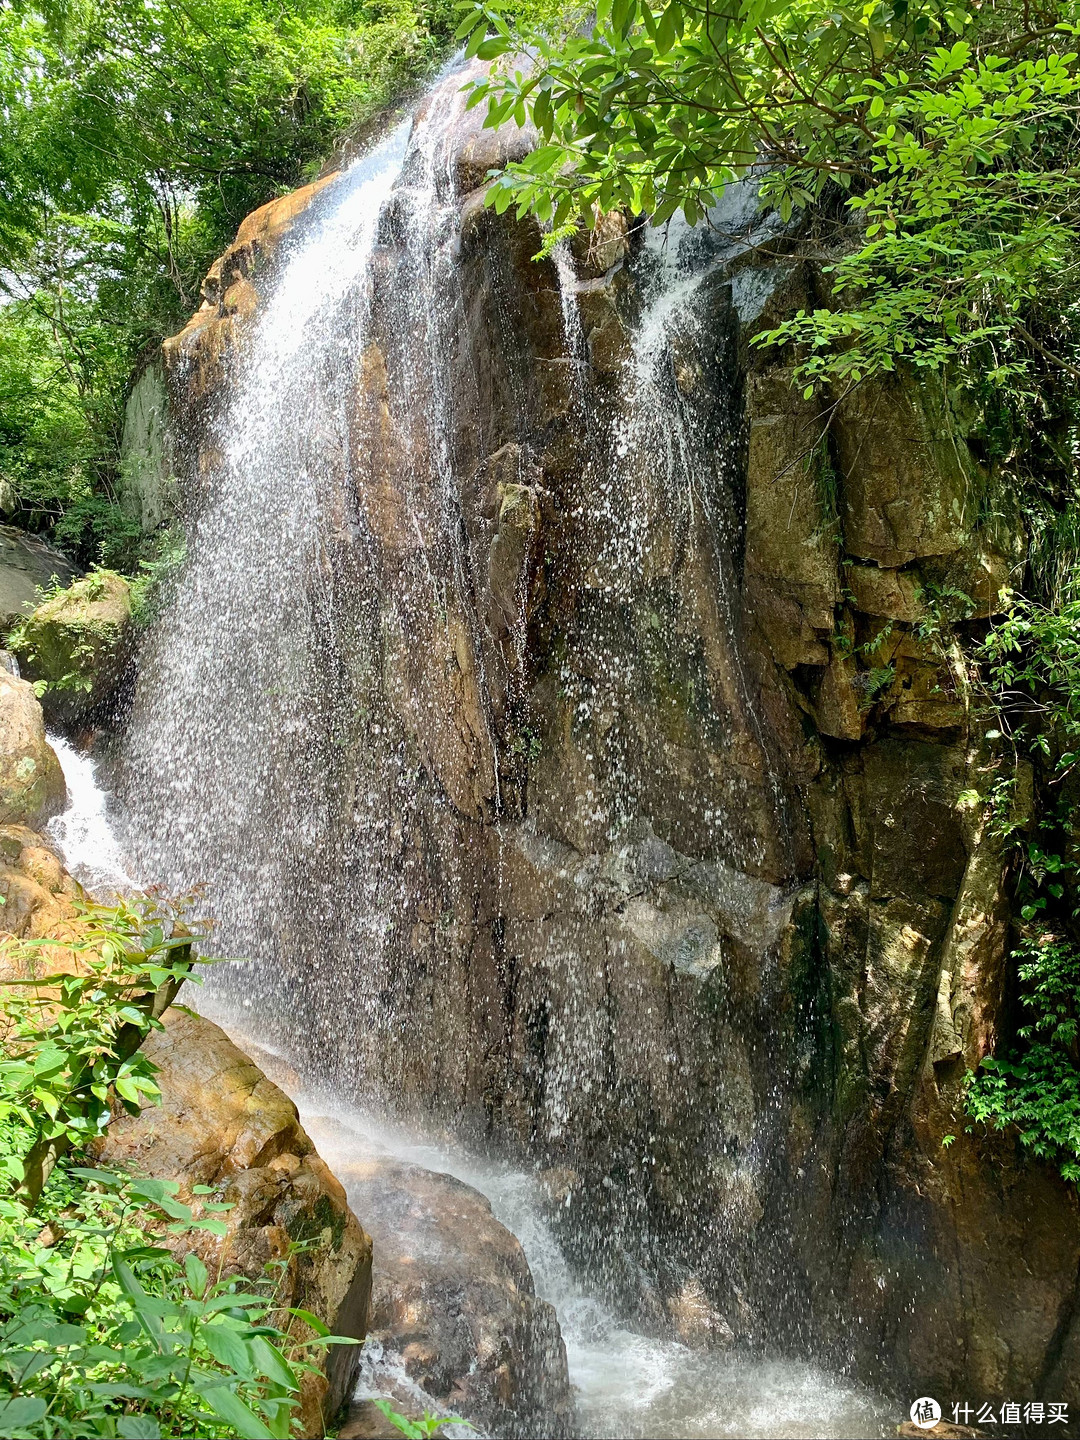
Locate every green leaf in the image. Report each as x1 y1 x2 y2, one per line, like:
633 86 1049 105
203 1323 256 1377
184 1252 208 1298
656 3 678 54
251 1336 298 1390
200 1385 276 1438
0 1397 48 1428
117 1418 162 1438
286 1308 330 1337
372 1401 424 1439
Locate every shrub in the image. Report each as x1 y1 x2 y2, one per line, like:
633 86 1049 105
966 934 1080 1180
0 896 353 1437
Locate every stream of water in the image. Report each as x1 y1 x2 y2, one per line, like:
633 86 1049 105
46 743 896 1440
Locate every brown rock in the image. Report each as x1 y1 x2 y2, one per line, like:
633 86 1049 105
846 562 925 621
834 374 971 566
0 824 78 940
569 210 630 276
307 1120 572 1439
665 1275 735 1349
814 647 864 741
0 674 65 827
95 1011 372 1437
450 86 537 194
744 369 841 668
162 171 342 433
897 1424 980 1439
577 276 632 372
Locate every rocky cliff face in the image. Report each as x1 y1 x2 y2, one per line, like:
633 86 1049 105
139 77 1079 1415
739 260 1079 1406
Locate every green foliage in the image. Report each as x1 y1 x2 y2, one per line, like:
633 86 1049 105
856 664 896 711
960 595 1080 1179
7 568 132 702
0 1164 350 1438
0 895 355 1436
458 0 1080 392
757 39 1080 393
0 306 97 537
966 935 1080 1179
981 592 1080 774
0 0 461 564
372 1399 473 1437
1 0 458 272
0 895 203 1208
128 533 188 632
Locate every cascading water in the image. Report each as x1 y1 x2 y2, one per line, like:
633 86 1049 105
77 63 900 1438
116 117 411 1002
46 735 134 894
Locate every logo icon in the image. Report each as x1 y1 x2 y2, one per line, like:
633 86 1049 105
909 1397 942 1430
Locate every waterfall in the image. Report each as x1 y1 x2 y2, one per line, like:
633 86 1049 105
88 64 895 1438
118 119 411 984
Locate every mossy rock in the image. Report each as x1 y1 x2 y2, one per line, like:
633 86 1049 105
14 570 133 722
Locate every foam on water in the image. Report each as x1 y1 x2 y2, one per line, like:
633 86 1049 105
253 1082 897 1440
46 735 137 894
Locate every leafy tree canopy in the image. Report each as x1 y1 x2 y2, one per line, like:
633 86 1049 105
459 0 1080 393
0 0 456 562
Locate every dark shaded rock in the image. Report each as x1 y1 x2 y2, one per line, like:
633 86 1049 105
0 526 79 630
120 361 175 533
306 1120 572 1439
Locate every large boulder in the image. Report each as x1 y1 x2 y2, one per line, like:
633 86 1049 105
0 526 79 631
95 1009 373 1439
120 361 175 534
14 570 133 721
0 822 79 938
0 673 65 827
302 1119 572 1440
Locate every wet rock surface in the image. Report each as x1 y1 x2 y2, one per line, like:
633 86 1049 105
0 672 66 827
142 75 1080 1422
304 1118 571 1439
740 254 1080 1410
